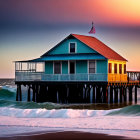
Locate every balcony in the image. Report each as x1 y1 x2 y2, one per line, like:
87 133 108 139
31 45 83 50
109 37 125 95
15 72 108 82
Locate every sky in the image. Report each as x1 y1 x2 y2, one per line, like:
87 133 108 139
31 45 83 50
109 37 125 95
0 0 140 78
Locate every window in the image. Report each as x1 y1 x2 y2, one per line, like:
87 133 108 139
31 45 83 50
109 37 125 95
119 64 122 74
70 43 76 53
124 64 126 74
69 61 75 74
54 61 61 74
114 64 117 74
89 61 95 73
108 63 112 73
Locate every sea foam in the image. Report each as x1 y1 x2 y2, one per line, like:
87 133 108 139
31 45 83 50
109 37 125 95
0 107 118 118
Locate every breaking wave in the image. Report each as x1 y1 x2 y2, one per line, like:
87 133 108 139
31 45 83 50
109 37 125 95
0 105 139 118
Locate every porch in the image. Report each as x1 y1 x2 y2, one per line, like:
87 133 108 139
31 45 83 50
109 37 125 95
15 55 108 82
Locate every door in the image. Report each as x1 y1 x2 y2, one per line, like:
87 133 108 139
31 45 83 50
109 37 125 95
69 61 75 74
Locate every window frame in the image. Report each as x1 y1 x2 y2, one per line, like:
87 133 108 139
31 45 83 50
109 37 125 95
88 60 96 74
124 64 126 74
69 42 77 53
114 63 117 74
119 64 122 74
108 63 112 73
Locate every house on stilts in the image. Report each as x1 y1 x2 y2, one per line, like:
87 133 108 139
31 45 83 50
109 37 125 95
15 34 140 104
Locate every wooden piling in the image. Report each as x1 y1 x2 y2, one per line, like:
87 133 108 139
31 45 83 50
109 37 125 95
129 86 133 102
135 85 137 103
16 84 19 101
27 85 31 102
96 86 101 103
114 86 118 103
106 86 108 103
102 86 106 103
110 86 113 104
36 84 39 102
32 84 36 102
119 86 122 103
92 86 95 103
86 85 90 103
19 84 22 101
123 86 127 103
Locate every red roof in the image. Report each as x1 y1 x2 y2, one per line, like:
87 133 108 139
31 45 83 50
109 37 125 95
72 34 127 61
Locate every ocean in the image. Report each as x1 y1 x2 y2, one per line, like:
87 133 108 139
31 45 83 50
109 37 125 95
0 79 140 139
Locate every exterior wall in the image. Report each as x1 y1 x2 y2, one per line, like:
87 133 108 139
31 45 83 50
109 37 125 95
76 60 87 74
48 39 97 55
45 60 108 74
45 61 53 74
96 60 108 74
44 60 108 82
108 60 127 82
62 61 68 74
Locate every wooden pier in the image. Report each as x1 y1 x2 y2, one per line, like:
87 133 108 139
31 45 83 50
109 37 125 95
15 71 140 104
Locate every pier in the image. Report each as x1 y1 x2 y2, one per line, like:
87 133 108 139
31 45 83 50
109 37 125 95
15 71 140 104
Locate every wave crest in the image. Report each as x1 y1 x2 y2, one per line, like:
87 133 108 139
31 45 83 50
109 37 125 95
107 105 140 116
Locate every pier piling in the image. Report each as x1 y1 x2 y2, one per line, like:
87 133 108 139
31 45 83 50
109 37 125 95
27 85 31 102
19 84 22 101
16 84 19 101
32 85 36 102
129 86 133 102
135 85 137 103
15 81 139 104
120 86 122 103
114 86 118 103
110 86 113 104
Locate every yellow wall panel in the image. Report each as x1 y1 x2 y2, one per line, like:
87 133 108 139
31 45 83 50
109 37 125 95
108 60 127 82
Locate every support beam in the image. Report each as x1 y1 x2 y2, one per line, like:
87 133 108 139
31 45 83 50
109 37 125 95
92 86 95 103
103 86 107 103
16 84 19 101
27 85 31 102
86 85 90 103
19 84 22 101
106 86 108 103
110 86 113 104
32 85 36 102
129 86 133 102
123 86 127 103
135 86 137 104
119 86 122 103
36 85 39 102
114 86 118 103
96 86 101 103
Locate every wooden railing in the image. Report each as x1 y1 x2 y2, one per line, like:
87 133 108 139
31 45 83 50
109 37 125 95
108 74 127 82
127 71 140 83
15 71 140 83
15 72 107 82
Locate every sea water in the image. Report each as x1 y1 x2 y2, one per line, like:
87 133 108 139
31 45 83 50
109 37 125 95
0 79 140 139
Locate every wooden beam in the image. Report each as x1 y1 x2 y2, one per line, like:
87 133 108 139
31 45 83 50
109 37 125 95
135 85 137 104
27 85 31 102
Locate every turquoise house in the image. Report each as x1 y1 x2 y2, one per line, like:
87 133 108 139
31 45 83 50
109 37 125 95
15 34 136 104
15 34 127 82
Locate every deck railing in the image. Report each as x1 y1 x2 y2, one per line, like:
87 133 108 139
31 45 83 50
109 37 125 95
15 72 107 82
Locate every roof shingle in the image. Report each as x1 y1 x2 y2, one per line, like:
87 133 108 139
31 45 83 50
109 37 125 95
72 34 127 61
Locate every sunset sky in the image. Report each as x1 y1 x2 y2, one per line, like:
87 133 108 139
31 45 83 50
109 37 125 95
0 0 140 78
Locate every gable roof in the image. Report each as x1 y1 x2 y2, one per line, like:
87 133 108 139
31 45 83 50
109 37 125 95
71 34 127 61
42 34 127 61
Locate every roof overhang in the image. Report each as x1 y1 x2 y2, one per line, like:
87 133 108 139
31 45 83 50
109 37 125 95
15 54 107 62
